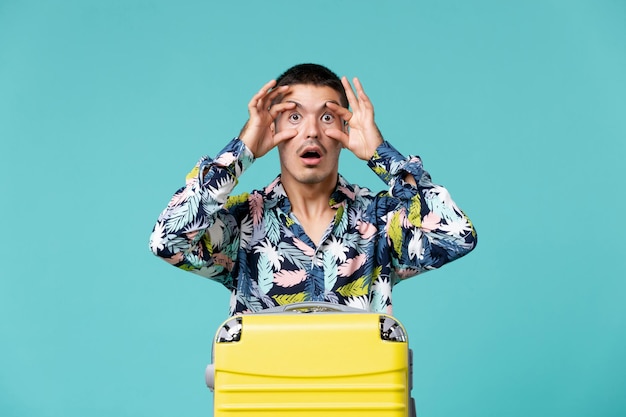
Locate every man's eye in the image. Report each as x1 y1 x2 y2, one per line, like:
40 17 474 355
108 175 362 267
288 113 301 122
322 113 334 123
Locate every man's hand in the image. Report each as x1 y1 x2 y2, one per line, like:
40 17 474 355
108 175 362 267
325 77 383 160
239 80 298 158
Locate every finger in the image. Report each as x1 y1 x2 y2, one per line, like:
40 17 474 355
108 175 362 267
325 128 349 147
325 101 351 116
249 80 277 107
273 128 298 144
269 100 296 118
352 77 373 110
249 82 289 114
264 84 290 105
260 79 277 93
248 80 276 115
261 85 291 112
352 77 365 95
325 101 353 125
341 76 360 112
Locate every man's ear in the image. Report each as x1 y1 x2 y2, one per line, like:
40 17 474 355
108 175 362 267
270 121 276 135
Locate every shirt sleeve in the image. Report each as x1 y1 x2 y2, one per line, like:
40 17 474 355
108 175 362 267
149 138 255 288
367 141 477 280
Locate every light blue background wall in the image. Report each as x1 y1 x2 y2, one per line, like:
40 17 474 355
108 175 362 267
1 1 625 416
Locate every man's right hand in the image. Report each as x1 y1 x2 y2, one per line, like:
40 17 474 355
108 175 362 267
239 80 298 158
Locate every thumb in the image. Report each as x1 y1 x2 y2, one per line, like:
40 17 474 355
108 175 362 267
273 128 298 145
325 128 349 148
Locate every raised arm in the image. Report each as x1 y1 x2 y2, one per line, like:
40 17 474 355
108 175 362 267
325 76 384 161
328 76 476 277
367 141 477 280
149 80 296 285
239 80 298 158
148 139 255 287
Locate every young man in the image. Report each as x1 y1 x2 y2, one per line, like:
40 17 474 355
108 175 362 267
149 63 477 315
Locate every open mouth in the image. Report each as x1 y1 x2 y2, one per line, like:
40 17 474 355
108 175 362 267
300 150 322 166
301 151 321 159
298 142 325 166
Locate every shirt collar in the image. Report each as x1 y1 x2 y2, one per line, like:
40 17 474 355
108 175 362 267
264 174 356 212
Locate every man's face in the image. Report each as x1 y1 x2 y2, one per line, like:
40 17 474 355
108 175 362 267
274 84 346 186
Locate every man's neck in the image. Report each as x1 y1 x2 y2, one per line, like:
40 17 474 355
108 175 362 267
280 175 338 245
282 177 335 215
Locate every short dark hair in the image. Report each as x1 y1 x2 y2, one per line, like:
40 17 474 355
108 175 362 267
274 63 348 108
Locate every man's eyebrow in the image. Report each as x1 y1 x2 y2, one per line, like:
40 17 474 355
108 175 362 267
285 100 341 110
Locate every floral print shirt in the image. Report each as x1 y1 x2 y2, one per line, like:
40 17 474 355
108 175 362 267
150 138 477 315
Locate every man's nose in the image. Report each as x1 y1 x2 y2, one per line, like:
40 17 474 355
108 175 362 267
305 118 320 139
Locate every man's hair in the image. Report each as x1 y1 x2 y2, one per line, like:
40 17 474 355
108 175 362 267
274 63 348 108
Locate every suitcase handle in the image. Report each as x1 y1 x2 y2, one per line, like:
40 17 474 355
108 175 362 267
257 301 366 314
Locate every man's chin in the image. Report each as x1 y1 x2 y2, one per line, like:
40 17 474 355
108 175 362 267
295 170 339 186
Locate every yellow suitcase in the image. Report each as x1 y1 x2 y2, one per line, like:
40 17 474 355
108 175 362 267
205 302 416 416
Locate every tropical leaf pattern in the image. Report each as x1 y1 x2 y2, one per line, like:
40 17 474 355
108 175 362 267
150 138 477 315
